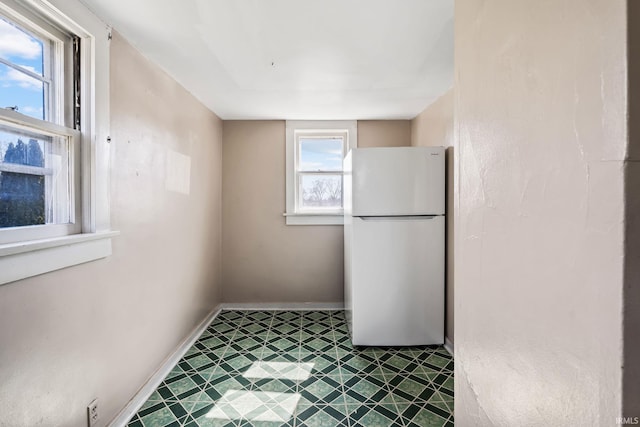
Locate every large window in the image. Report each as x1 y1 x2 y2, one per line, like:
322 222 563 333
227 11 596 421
0 3 79 243
285 121 357 225
0 0 114 286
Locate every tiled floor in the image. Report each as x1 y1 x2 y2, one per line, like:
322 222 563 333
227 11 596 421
126 310 454 427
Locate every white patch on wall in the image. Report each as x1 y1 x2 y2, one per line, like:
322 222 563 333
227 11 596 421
165 149 191 194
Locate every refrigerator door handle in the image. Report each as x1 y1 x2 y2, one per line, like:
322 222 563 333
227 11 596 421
357 215 441 221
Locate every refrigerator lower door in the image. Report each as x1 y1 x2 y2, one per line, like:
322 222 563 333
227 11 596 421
349 215 444 346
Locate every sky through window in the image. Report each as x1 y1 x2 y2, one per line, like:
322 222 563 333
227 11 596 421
299 137 343 171
0 16 45 121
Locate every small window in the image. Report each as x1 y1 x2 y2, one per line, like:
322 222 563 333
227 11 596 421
285 121 357 225
296 134 346 213
0 3 81 244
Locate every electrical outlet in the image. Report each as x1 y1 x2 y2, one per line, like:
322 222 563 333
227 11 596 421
87 399 99 427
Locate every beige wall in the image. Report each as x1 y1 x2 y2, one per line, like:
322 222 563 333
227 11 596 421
625 1 640 417
454 1 626 425
0 33 223 427
411 90 453 148
221 120 410 303
411 89 454 347
358 120 412 147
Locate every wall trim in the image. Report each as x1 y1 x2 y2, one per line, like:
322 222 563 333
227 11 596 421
444 337 454 356
218 302 344 311
108 306 222 427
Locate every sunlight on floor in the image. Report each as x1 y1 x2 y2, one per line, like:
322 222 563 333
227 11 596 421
243 361 314 381
206 361 314 422
206 389 300 422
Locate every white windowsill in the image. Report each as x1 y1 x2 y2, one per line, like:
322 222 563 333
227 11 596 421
0 230 119 285
283 213 344 225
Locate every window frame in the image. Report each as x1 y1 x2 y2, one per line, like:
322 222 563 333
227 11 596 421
0 4 79 241
285 120 357 225
0 0 71 125
0 0 116 286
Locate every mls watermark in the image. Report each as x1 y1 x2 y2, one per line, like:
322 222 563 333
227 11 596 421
617 417 640 425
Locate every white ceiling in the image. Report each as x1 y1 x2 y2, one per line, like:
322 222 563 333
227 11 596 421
80 0 453 120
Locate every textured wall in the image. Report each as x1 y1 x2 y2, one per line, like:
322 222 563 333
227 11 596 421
454 1 626 425
411 89 454 347
0 32 223 427
625 0 640 417
221 120 410 304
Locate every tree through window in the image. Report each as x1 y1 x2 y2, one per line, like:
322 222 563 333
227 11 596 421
0 138 45 227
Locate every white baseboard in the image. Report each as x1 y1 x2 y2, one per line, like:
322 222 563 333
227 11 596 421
444 337 454 356
218 302 344 311
108 306 222 427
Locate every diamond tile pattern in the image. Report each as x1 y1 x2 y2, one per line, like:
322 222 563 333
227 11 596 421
127 310 454 426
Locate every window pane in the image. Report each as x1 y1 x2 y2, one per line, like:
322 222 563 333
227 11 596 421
0 63 46 120
0 125 71 228
299 137 344 171
0 15 48 120
299 174 342 210
0 16 44 75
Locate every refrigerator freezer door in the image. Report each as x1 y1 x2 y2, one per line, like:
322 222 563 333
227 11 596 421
349 215 445 346
351 147 445 216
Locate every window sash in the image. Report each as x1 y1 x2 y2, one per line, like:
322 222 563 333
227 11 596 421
0 1 73 127
0 111 80 245
296 134 345 173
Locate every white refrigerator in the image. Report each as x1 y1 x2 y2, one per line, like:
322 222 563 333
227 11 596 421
343 146 445 346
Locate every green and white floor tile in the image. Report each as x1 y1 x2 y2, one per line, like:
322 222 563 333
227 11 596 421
126 310 454 427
